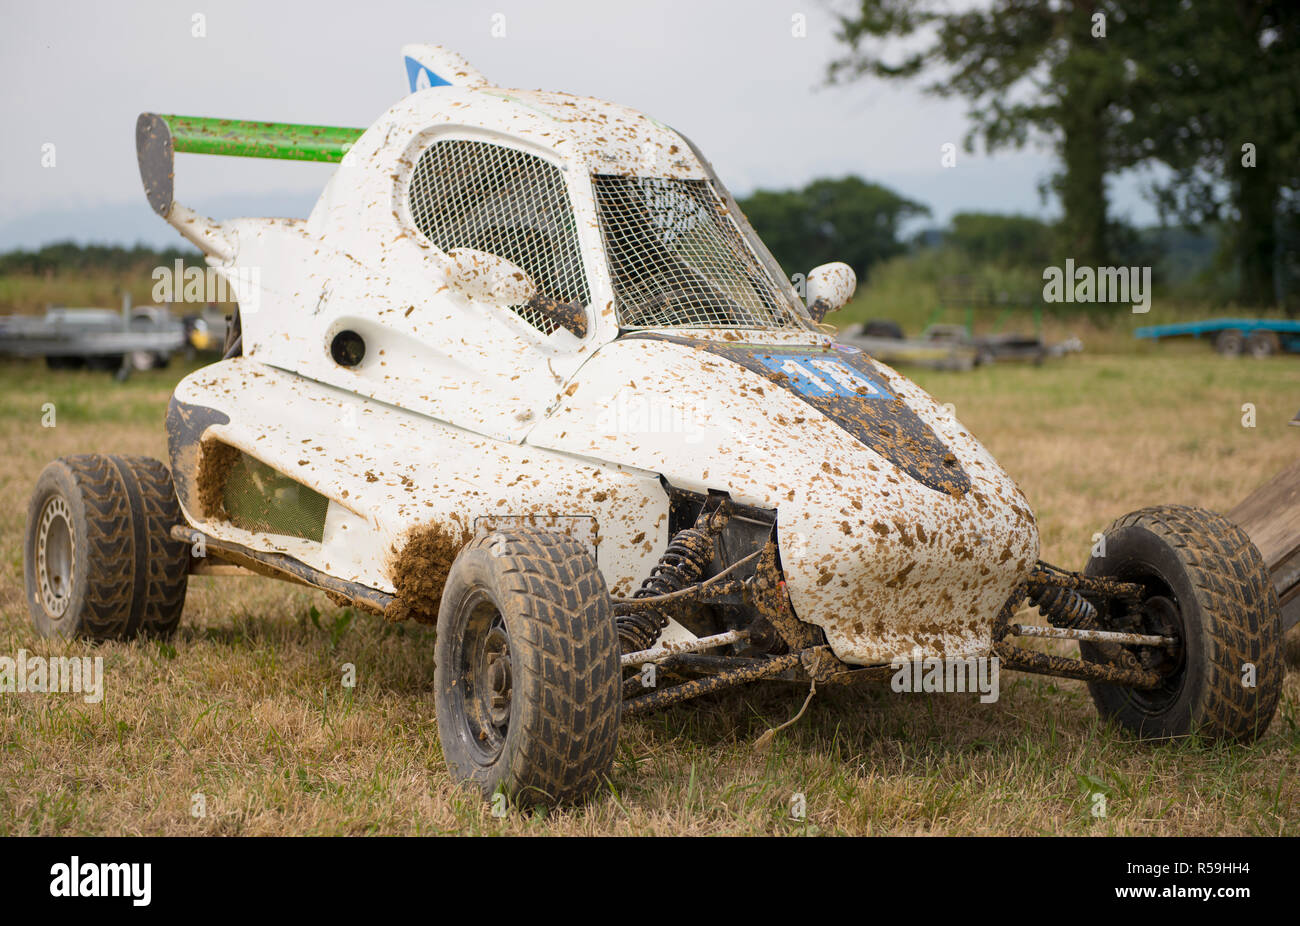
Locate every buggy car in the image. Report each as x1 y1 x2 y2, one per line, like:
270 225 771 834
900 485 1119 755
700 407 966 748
24 45 1283 805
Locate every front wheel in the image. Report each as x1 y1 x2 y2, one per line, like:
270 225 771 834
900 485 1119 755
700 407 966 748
434 528 620 806
1082 505 1282 743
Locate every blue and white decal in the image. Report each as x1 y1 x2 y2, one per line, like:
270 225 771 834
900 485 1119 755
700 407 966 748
753 353 893 400
626 333 969 495
404 56 452 93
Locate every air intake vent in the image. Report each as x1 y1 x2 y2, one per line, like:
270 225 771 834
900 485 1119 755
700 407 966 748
200 442 329 543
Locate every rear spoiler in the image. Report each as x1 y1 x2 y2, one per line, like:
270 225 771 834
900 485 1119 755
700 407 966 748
135 113 363 260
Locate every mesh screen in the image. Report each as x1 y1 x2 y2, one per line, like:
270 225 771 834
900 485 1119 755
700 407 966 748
223 451 329 543
408 139 590 335
593 175 798 330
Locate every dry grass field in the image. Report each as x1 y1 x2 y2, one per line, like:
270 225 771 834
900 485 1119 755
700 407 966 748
0 331 1297 835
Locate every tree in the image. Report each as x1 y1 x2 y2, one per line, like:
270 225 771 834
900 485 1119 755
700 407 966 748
947 212 1054 266
828 1 1136 267
829 0 1300 307
1117 0 1300 306
0 241 202 276
739 176 929 281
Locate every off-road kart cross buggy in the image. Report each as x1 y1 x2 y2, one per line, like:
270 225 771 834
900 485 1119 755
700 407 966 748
24 46 1284 806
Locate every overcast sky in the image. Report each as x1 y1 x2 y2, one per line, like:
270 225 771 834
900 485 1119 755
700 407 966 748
0 0 1160 251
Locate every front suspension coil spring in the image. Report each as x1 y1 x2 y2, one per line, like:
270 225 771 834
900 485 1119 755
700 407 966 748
1029 584 1098 629
616 527 715 653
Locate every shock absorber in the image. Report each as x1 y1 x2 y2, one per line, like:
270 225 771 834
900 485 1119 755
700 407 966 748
1029 584 1098 629
616 526 716 653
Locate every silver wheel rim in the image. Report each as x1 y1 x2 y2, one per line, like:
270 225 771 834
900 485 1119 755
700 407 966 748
36 496 74 618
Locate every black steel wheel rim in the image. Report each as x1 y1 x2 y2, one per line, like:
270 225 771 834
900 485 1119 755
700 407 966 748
453 589 514 766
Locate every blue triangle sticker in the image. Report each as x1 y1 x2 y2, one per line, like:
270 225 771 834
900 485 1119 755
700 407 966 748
404 56 452 92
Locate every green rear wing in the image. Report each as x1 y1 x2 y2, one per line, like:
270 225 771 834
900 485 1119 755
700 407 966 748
135 113 364 217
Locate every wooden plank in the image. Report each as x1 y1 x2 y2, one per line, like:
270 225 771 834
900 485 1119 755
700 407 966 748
1228 459 1300 568
1229 460 1300 632
1281 585 1299 633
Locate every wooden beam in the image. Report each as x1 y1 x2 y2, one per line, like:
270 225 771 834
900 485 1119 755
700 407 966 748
1229 459 1300 633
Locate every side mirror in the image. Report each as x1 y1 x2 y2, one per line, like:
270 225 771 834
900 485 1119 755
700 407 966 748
805 262 857 323
444 248 587 338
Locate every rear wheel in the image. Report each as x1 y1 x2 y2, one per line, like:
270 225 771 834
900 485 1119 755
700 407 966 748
1214 328 1244 356
85 354 125 372
862 319 904 340
129 350 170 371
24 455 190 640
44 355 85 371
434 528 620 806
1245 330 1279 358
1082 505 1281 743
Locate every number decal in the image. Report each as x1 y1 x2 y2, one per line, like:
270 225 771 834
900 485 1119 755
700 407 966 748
809 358 882 396
779 359 832 393
757 354 892 400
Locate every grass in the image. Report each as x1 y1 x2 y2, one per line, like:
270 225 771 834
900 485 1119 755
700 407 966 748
0 270 237 317
836 249 1300 355
0 272 172 316
0 337 1297 835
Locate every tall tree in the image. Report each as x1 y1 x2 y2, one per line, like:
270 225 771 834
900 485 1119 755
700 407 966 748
828 1 1134 266
1118 0 1300 306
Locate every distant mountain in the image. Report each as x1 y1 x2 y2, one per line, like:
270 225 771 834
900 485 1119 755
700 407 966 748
0 192 320 252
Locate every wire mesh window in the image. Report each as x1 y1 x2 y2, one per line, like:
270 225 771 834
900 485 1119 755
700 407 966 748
408 139 590 335
593 175 798 330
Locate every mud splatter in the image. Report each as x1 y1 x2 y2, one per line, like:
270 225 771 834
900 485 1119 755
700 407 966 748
197 439 241 519
385 520 472 624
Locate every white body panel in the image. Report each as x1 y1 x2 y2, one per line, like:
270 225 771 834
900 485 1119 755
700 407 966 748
527 334 1039 664
173 358 670 599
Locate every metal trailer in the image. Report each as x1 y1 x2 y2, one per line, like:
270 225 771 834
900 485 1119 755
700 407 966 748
925 277 1078 364
839 321 1082 371
0 294 187 377
1134 317 1300 357
838 323 979 371
921 323 1083 366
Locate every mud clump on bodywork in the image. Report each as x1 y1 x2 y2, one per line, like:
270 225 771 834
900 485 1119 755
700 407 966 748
386 520 472 624
196 439 242 519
